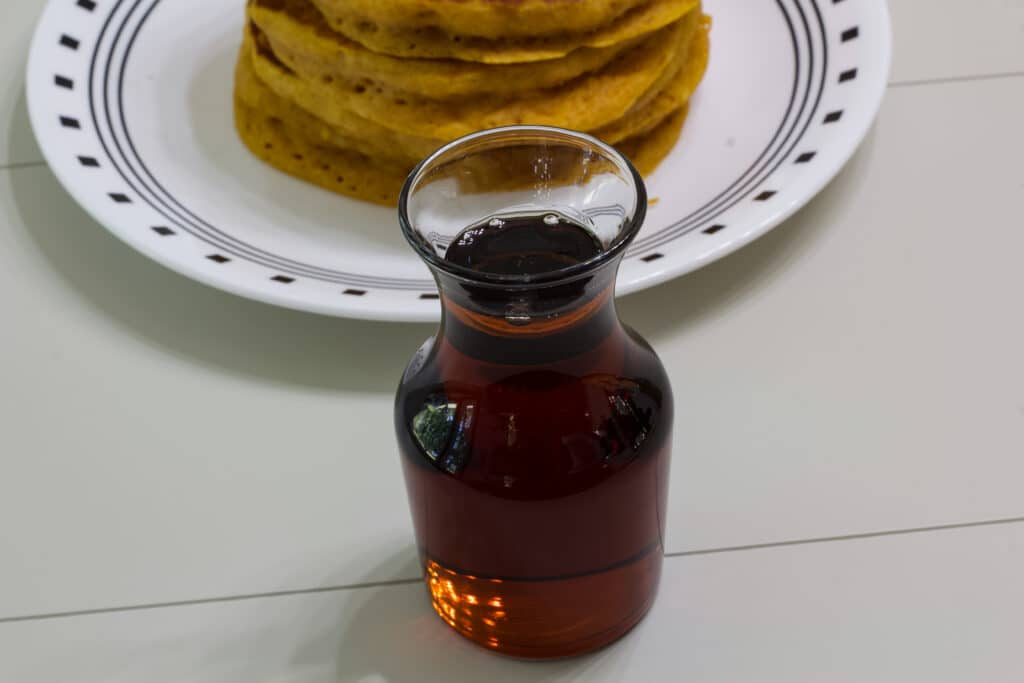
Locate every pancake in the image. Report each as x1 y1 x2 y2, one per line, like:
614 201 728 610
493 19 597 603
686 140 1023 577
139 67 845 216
238 27 705 165
235 86 409 205
243 30 444 159
247 13 698 141
308 0 700 63
235 16 707 199
233 0 708 206
311 0 654 40
237 91 686 204
617 104 688 175
236 50 689 205
235 49 424 168
595 14 708 143
248 0 645 100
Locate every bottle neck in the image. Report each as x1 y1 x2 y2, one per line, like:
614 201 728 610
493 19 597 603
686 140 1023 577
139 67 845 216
435 261 623 365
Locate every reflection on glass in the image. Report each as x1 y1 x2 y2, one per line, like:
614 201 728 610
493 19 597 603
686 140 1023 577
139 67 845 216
410 395 475 475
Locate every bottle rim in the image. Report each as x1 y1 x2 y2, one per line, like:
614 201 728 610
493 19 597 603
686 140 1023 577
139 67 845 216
398 125 647 288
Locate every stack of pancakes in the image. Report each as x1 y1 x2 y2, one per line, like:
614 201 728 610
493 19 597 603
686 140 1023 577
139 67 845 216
235 0 710 205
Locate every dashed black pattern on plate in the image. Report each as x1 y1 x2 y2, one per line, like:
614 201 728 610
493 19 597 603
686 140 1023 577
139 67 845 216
627 0 831 254
83 0 428 291
47 0 864 300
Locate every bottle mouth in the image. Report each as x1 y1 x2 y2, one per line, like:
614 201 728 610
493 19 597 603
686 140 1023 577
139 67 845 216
398 125 647 289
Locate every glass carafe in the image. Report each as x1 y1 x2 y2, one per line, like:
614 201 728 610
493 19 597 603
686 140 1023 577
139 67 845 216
395 126 673 659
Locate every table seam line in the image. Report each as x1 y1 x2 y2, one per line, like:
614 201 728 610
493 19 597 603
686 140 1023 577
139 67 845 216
0 160 47 172
665 514 1024 558
3 514 1023 625
0 577 423 625
889 70 1024 88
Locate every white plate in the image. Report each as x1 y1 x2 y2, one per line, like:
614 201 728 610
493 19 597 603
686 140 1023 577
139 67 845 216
26 0 890 322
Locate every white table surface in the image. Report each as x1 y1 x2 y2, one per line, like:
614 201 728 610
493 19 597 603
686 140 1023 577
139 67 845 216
2 0 1023 680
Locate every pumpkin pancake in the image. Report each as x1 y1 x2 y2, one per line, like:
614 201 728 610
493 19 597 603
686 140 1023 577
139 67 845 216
310 0 654 40
247 13 697 140
235 47 425 166
236 56 691 205
237 31 706 169
235 96 408 205
248 0 647 99
242 30 443 159
617 104 688 175
595 14 708 143
307 0 700 63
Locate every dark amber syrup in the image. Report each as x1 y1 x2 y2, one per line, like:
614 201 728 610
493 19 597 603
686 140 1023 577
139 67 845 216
396 212 672 658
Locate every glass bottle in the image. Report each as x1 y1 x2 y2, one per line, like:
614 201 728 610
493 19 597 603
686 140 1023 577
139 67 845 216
395 126 673 659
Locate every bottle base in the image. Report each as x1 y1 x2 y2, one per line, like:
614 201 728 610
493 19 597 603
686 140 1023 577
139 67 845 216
423 547 663 659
